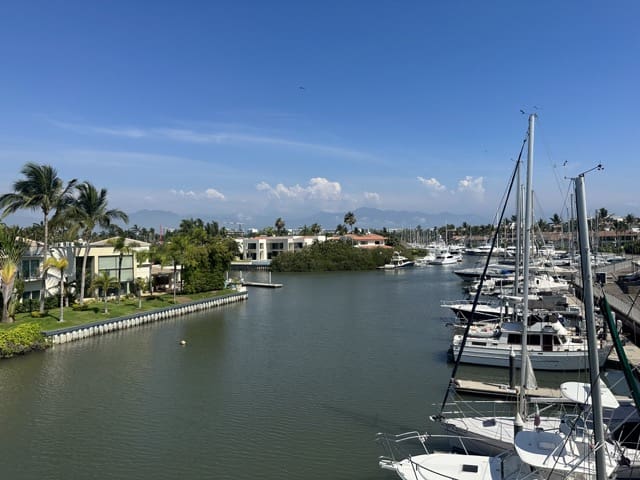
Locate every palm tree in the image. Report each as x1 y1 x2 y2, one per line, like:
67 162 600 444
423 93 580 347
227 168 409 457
0 226 28 323
344 211 356 232
134 277 146 309
90 271 119 313
44 256 69 322
0 163 77 313
335 224 348 236
550 213 562 226
274 217 286 236
69 182 129 305
310 223 322 235
107 236 139 303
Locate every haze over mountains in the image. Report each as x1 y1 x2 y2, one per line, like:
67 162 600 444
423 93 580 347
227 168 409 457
127 208 490 232
4 207 488 233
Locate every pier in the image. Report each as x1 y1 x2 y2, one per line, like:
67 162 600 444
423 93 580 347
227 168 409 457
241 281 283 288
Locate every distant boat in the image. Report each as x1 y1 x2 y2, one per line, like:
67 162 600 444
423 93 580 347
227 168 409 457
378 251 415 270
429 250 461 265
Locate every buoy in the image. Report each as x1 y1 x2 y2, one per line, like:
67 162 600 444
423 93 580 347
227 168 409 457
180 340 187 346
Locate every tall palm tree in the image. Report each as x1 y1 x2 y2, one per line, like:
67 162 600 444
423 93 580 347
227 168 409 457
0 226 28 323
69 182 129 305
344 211 356 232
0 163 77 313
44 256 69 322
274 217 286 236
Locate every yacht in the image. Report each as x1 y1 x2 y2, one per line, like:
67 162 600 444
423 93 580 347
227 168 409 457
448 314 612 371
429 250 461 265
377 251 415 270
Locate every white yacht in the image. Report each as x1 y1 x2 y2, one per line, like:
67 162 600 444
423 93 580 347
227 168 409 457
377 251 415 270
429 250 461 265
449 316 612 371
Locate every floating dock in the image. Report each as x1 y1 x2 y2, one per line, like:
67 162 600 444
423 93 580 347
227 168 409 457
241 281 283 288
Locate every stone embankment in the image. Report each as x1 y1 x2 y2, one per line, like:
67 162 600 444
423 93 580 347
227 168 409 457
44 290 248 345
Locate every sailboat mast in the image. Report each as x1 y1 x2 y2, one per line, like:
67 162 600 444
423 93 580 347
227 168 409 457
513 162 522 296
517 114 535 420
575 173 607 479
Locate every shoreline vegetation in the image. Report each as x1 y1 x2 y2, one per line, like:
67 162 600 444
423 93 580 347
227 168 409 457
271 240 398 272
0 289 234 359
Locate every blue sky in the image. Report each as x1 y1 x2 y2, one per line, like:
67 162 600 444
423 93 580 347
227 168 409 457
1 1 638 227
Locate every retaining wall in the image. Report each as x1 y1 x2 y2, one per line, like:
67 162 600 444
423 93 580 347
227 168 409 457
44 291 248 345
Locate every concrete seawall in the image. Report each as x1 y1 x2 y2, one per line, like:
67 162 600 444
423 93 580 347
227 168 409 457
44 290 248 345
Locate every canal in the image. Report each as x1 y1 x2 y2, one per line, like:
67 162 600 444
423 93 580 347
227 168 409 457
0 264 598 479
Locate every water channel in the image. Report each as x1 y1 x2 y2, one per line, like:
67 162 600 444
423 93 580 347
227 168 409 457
0 263 604 479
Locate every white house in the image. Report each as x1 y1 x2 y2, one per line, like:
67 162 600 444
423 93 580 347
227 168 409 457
236 235 327 261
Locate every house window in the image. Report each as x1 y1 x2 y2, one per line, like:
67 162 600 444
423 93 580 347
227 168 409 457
21 259 41 280
98 256 134 282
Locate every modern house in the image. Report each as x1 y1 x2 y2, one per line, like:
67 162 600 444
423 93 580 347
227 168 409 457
17 237 180 303
236 235 327 261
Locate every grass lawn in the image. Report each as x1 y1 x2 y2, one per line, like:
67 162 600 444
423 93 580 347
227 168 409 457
0 290 236 333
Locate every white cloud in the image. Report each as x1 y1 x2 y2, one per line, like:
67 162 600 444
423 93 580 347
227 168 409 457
170 188 225 201
205 188 226 200
417 176 447 192
457 176 485 195
256 177 342 201
307 177 341 200
364 191 380 202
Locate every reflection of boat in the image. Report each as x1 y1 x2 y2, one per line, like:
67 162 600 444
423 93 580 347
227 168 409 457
377 251 415 270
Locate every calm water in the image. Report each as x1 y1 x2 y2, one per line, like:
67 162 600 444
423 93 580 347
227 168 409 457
0 264 597 479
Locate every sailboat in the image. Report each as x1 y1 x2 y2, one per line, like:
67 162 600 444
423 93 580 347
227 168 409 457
377 115 616 480
448 158 625 475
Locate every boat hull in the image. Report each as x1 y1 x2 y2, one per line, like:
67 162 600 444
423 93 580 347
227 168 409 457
449 344 611 371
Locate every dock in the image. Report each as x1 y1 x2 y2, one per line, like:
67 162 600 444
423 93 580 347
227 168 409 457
453 379 563 399
241 281 283 288
606 336 640 370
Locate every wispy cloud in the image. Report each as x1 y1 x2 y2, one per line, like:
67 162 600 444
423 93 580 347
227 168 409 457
49 119 375 161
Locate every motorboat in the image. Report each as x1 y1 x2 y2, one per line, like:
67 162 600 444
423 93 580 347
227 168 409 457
429 250 461 265
449 315 612 371
377 251 415 270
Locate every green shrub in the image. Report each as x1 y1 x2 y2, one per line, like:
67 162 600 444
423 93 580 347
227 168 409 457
0 323 48 358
